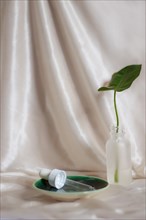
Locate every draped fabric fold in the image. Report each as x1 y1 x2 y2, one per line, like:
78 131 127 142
1 0 145 219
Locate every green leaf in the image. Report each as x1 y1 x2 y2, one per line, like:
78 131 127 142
98 64 142 92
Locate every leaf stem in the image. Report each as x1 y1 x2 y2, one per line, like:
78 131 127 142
114 90 119 183
114 168 119 183
114 90 119 132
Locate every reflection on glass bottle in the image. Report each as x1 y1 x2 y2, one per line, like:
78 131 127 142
64 178 95 191
106 126 132 186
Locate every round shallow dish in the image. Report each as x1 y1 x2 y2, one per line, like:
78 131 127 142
33 175 109 201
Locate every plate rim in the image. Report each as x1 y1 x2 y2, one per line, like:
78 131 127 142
33 175 109 195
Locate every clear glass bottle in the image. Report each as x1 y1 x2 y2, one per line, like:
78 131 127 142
106 126 132 186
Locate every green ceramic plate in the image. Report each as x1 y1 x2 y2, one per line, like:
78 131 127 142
33 175 109 201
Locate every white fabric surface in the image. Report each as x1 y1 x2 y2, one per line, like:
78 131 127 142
1 0 145 219
1 172 145 219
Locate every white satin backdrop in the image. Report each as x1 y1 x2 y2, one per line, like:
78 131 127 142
1 0 145 219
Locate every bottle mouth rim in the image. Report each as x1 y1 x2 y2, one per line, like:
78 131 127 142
48 169 67 189
110 125 125 134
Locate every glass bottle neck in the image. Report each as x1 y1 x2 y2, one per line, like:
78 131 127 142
110 126 125 138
